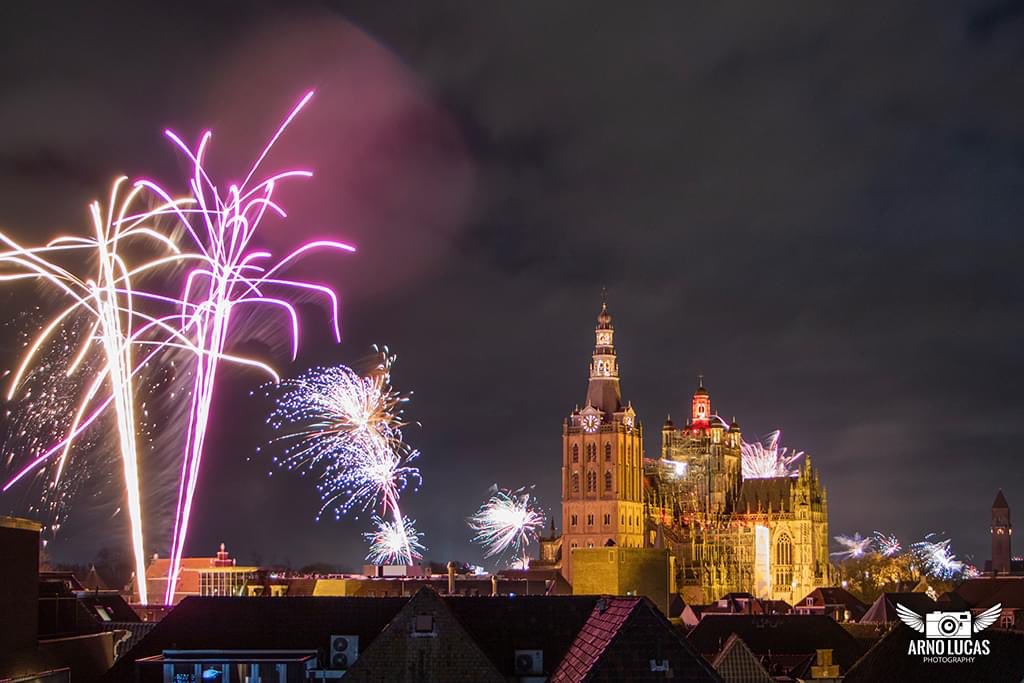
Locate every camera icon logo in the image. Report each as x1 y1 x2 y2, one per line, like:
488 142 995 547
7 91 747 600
924 611 972 639
897 602 1002 638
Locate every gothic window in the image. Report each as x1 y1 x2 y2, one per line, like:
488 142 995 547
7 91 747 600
604 443 612 461
604 471 612 491
571 514 578 527
603 513 611 525
572 444 579 463
587 444 597 462
775 533 794 587
587 471 597 492
776 534 793 565
572 473 579 493
587 514 594 526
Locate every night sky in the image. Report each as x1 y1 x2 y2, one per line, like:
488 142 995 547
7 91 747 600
2 1 1023 570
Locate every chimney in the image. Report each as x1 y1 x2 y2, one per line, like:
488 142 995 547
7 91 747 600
491 574 499 596
810 649 840 679
446 561 456 594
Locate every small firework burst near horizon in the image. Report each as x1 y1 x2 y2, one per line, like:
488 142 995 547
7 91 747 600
740 429 804 480
831 532 873 559
911 533 976 579
266 348 423 564
468 486 546 568
363 514 425 565
873 531 902 557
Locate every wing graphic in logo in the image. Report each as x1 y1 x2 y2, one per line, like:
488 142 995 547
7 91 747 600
973 604 1002 633
896 603 926 633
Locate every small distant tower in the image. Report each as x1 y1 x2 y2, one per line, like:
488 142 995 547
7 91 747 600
691 376 711 429
992 491 1011 574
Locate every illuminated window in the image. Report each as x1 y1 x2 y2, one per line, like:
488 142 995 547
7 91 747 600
572 445 579 463
604 471 612 491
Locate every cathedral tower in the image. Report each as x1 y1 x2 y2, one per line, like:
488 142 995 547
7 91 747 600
561 298 645 583
992 490 1011 574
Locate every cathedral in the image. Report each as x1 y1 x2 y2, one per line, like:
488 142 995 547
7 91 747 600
556 299 833 605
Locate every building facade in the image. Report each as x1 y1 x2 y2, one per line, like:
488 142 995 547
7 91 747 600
560 301 645 581
559 299 832 604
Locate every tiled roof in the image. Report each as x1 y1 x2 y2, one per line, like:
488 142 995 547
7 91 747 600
446 594 600 677
797 587 868 619
102 596 407 683
688 614 866 672
956 577 1024 609
79 593 141 622
345 588 505 682
844 624 1024 683
860 593 937 624
552 597 720 682
552 598 639 681
711 634 773 683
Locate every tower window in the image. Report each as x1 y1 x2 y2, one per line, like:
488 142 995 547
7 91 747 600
604 443 612 461
572 444 579 463
587 514 594 526
571 514 578 527
587 444 596 462
604 471 612 491
572 473 579 493
603 513 611 525
587 471 597 492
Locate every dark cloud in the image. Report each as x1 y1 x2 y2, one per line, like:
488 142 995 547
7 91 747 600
1 1 1022 570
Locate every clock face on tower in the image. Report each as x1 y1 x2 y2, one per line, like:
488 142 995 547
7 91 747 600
582 414 600 432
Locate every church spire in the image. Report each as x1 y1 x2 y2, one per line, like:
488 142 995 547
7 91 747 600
586 294 622 413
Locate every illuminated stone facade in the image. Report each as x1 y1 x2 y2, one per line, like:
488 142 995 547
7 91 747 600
559 301 832 604
560 301 645 583
571 547 675 616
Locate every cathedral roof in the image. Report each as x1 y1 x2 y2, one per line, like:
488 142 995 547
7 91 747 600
735 477 794 514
